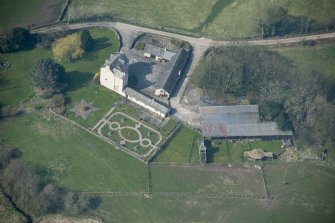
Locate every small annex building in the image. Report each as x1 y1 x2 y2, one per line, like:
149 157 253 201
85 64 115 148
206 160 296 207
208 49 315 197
100 52 170 118
199 105 293 139
143 43 176 62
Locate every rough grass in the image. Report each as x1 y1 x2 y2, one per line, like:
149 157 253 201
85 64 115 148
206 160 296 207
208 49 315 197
96 195 272 223
150 164 265 196
155 126 201 163
67 0 217 31
203 0 335 38
272 41 335 79
0 113 147 192
0 0 66 28
264 163 335 203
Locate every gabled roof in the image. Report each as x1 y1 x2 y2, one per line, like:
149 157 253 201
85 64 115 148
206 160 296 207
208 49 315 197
155 48 189 96
200 105 293 138
144 43 176 61
124 87 170 115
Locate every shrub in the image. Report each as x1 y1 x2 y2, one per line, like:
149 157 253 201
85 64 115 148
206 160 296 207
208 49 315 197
52 32 85 62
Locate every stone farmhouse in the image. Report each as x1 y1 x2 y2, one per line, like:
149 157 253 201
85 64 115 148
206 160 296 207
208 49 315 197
199 105 293 140
100 52 172 118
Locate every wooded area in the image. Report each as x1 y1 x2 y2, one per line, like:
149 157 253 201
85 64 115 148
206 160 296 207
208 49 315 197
195 46 335 147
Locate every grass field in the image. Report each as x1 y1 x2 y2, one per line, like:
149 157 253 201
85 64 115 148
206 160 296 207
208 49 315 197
0 0 66 28
272 41 335 79
150 164 265 197
67 0 335 38
264 163 335 203
203 0 335 38
96 196 272 223
0 113 147 192
155 126 201 163
67 0 217 31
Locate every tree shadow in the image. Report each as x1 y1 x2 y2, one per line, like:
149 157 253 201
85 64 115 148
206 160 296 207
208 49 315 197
205 140 219 163
90 37 112 53
63 71 92 93
128 62 155 90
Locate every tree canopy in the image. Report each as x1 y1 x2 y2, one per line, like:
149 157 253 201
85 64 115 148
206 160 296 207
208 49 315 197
196 46 335 145
52 30 93 62
32 57 65 97
0 27 35 53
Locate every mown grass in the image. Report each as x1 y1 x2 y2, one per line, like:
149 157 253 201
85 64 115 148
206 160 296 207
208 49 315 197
0 0 66 28
0 113 147 192
155 126 201 163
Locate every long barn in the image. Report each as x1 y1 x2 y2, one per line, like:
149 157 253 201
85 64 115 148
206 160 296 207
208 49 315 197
199 105 293 139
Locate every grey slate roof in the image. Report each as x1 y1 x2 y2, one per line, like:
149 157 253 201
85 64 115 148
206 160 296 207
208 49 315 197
144 43 176 61
104 52 129 79
124 87 170 115
200 105 293 138
156 48 189 95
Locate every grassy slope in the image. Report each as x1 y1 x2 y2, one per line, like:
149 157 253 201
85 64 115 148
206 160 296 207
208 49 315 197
0 113 147 192
0 0 66 28
203 0 335 38
68 0 216 30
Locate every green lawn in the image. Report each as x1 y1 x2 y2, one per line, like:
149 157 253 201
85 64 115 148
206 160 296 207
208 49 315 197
0 0 66 28
150 164 265 196
0 48 51 106
63 28 121 128
155 126 201 163
0 113 147 192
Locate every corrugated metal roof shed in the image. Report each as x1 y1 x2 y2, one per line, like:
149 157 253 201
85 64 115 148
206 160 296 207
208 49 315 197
200 105 293 138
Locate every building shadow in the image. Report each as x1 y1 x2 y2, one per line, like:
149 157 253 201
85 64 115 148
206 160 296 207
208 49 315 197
128 62 155 90
63 71 92 92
